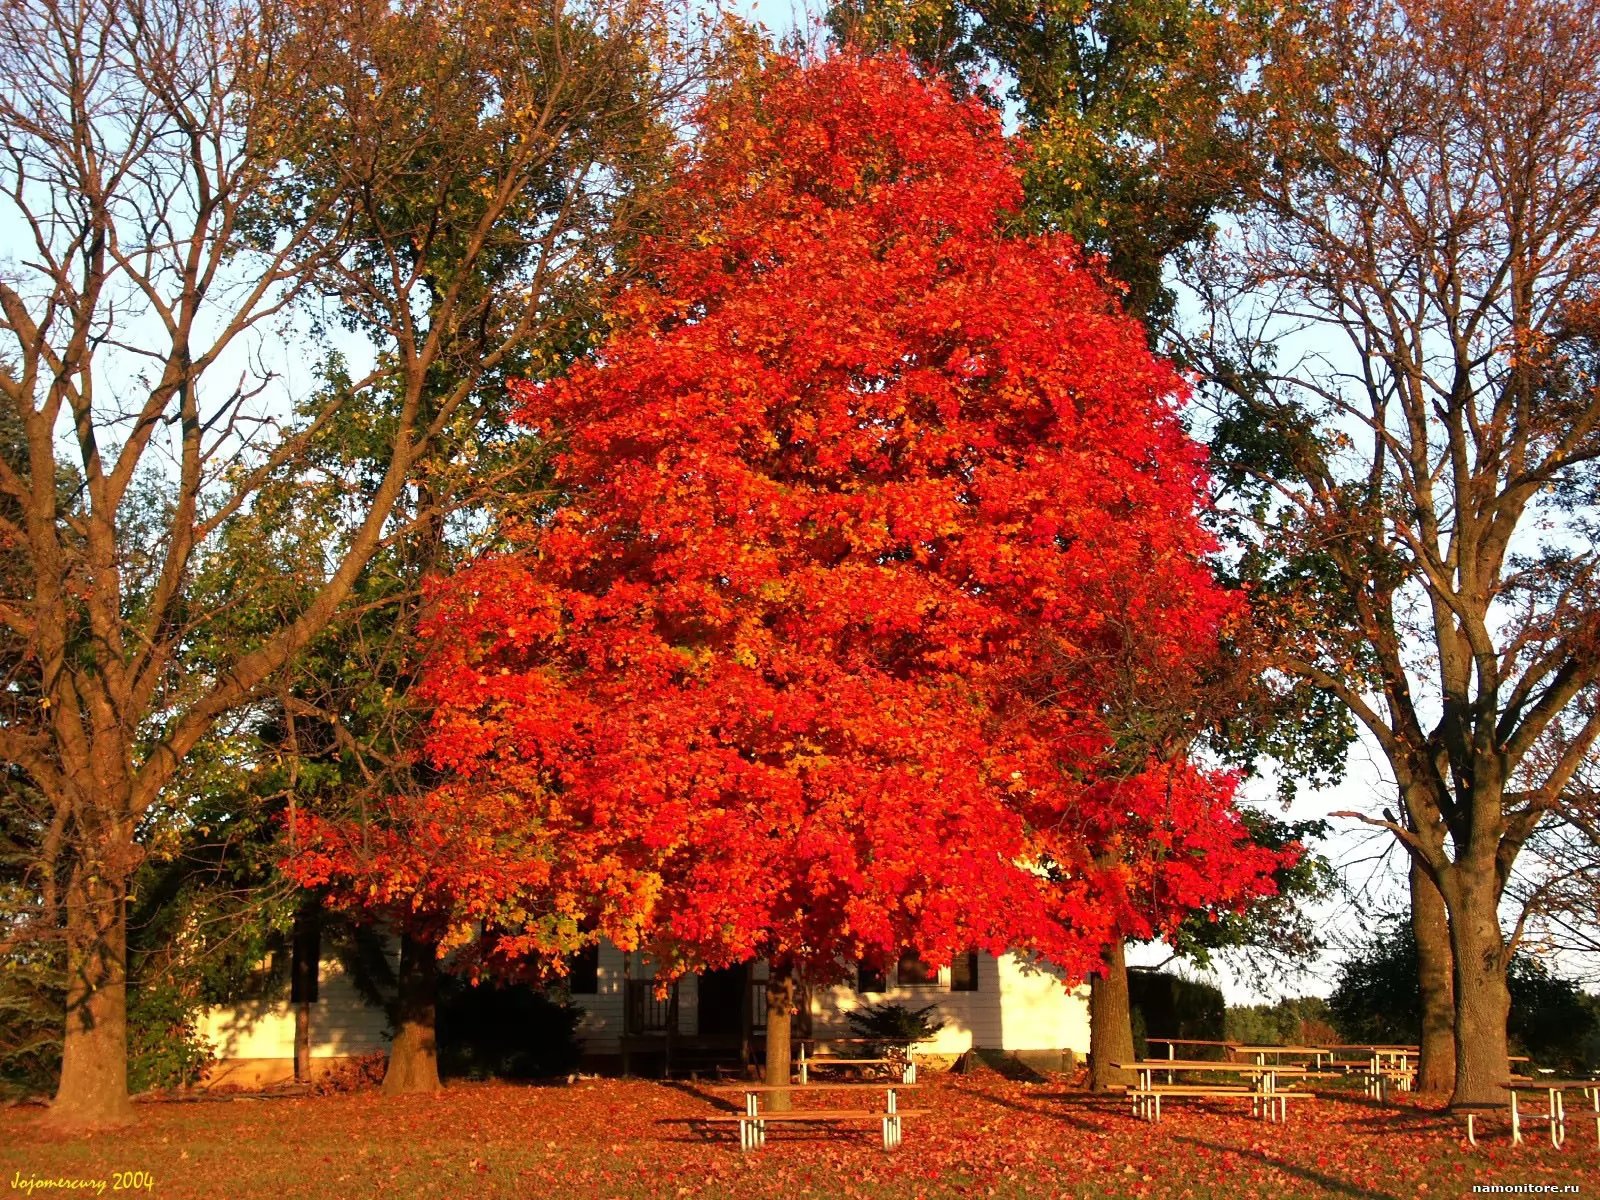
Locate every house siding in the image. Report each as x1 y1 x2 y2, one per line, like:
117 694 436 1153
807 951 1089 1055
570 942 635 1053
567 946 1089 1057
195 952 394 1087
197 953 393 1061
198 942 1090 1078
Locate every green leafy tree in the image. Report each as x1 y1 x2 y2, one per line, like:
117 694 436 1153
829 0 1270 331
0 0 710 1127
1330 916 1597 1074
1224 996 1336 1047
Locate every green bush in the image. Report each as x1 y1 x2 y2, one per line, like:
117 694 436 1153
1128 968 1225 1052
435 978 585 1079
1506 956 1597 1073
127 981 215 1093
845 1002 946 1055
0 937 61 1099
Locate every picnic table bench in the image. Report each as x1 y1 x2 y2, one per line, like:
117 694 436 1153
1144 1038 1240 1060
1233 1044 1325 1064
1312 1047 1530 1102
1114 1060 1309 1124
798 1041 917 1083
1301 1045 1419 1098
1500 1080 1600 1148
702 1081 924 1151
1230 1045 1348 1078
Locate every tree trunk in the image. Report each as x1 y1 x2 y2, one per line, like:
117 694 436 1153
764 960 795 1112
1448 871 1511 1109
50 866 133 1128
293 1002 312 1084
1409 858 1455 1095
291 897 321 1084
1088 939 1136 1092
383 932 441 1095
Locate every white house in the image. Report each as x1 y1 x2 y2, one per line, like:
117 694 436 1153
196 942 1089 1085
570 944 1088 1073
197 952 393 1088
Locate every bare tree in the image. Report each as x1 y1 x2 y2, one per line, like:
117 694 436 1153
1501 738 1600 972
0 0 707 1127
1191 0 1600 1106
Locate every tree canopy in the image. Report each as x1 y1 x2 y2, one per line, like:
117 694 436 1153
294 52 1288 1001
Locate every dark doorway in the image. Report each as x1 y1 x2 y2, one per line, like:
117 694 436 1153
698 964 748 1036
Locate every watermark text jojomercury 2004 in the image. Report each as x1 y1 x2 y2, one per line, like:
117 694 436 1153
1473 1186 1582 1194
10 1170 155 1195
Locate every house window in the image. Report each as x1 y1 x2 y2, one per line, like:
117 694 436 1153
949 949 980 992
896 950 939 987
857 960 887 994
568 943 599 994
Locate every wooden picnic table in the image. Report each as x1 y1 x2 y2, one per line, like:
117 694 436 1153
1113 1060 1309 1123
1119 1060 1307 1084
1145 1038 1240 1050
1303 1045 1420 1093
1143 1038 1240 1063
798 1041 917 1083
1233 1045 1326 1065
799 1037 918 1047
1317 1045 1415 1063
1309 1046 1531 1097
1500 1080 1600 1149
703 1081 924 1151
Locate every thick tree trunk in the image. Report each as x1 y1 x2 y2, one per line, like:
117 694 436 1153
291 897 321 1083
1409 858 1455 1094
1448 871 1511 1109
51 867 133 1128
383 932 441 1095
764 960 795 1112
1088 940 1136 1092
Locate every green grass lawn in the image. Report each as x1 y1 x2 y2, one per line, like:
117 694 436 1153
2 1071 1593 1199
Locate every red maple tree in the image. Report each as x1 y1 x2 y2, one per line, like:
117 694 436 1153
292 51 1289 1090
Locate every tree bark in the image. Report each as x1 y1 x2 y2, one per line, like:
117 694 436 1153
764 960 795 1112
291 897 321 1084
1448 870 1511 1109
1409 857 1455 1095
293 1002 312 1085
383 932 441 1095
50 865 133 1128
1088 940 1137 1091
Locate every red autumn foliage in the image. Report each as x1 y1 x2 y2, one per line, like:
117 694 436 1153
289 52 1289 982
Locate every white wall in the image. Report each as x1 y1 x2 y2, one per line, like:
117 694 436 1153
197 954 392 1060
201 943 1091 1062
569 941 632 1054
809 951 1089 1055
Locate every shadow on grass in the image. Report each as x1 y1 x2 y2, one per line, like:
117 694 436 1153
1172 1135 1403 1200
658 1077 743 1113
959 1085 1105 1133
1303 1093 1460 1137
969 1049 1051 1083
